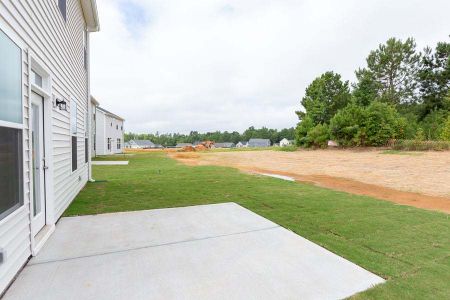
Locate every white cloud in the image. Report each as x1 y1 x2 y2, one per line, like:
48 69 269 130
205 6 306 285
90 0 450 133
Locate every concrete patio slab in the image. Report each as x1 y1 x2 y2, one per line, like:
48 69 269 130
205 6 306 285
91 161 129 165
4 203 384 300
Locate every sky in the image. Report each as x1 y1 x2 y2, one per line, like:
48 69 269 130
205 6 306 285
90 0 450 134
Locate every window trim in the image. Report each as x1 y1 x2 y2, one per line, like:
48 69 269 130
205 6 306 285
85 138 88 164
58 0 67 22
0 28 25 223
0 128 24 221
71 136 77 172
70 98 78 172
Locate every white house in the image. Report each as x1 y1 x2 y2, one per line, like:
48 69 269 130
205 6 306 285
93 106 124 155
280 138 294 147
236 141 248 148
0 0 99 294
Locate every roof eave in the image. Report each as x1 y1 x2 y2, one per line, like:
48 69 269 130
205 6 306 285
81 0 100 32
90 95 100 106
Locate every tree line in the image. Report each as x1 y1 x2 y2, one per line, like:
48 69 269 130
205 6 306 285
295 37 450 147
124 126 295 146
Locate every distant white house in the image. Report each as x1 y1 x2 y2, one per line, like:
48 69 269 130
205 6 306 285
94 106 125 155
0 0 100 294
236 141 248 148
248 138 271 147
128 140 155 149
280 138 294 147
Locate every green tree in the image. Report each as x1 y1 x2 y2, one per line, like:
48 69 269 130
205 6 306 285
417 41 450 119
352 68 381 106
330 104 367 146
414 128 426 141
297 71 351 125
305 124 330 148
295 116 314 146
329 102 405 146
440 116 450 141
364 102 406 145
420 109 448 140
365 37 420 105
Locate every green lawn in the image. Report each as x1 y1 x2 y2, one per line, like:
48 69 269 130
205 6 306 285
66 152 450 299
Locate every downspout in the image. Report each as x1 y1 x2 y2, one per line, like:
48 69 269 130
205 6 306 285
86 29 94 182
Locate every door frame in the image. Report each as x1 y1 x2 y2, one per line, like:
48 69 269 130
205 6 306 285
28 53 55 255
30 93 46 235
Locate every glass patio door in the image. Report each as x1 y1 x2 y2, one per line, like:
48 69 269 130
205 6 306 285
31 92 46 235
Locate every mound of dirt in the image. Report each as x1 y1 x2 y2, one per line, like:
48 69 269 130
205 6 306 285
180 146 196 152
195 145 208 151
172 152 200 159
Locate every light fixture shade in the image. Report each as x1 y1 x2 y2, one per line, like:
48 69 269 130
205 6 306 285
55 98 67 111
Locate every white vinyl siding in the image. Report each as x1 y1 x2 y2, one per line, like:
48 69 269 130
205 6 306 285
94 109 124 155
0 0 91 293
0 46 30 296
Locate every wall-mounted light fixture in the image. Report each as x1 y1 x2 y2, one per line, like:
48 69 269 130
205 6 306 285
54 98 67 111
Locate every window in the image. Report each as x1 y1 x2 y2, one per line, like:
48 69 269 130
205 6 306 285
0 30 23 221
71 100 77 171
58 0 67 21
116 125 118 130
117 138 121 149
121 125 123 131
0 30 22 124
31 69 43 88
0 128 23 220
85 138 88 163
72 136 77 171
107 138 111 150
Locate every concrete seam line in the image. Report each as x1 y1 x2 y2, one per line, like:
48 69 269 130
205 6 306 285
28 225 280 266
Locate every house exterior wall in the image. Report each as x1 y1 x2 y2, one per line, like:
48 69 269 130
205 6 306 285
94 109 124 155
0 0 94 294
104 114 124 154
95 109 106 155
90 101 97 157
280 138 291 147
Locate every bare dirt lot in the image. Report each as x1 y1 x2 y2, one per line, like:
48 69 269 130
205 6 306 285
169 149 450 213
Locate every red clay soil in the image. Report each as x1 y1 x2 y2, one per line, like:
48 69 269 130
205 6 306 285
169 150 450 214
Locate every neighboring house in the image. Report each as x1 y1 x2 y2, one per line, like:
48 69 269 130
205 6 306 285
154 144 164 149
248 139 271 147
0 0 99 294
90 96 99 157
236 141 248 148
215 142 235 148
94 106 125 155
124 142 131 148
280 138 293 147
176 143 193 148
128 140 155 149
